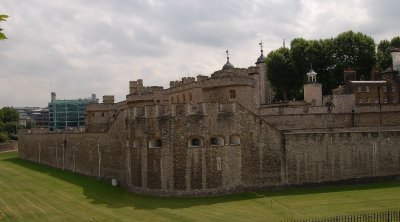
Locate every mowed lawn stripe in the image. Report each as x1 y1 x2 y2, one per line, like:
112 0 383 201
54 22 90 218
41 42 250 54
1 151 400 221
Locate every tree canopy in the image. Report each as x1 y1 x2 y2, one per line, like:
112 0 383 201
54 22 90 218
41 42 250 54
0 14 8 40
266 30 381 100
376 36 400 72
0 107 19 142
265 47 302 101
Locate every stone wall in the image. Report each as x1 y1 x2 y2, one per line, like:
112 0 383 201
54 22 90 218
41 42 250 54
284 130 400 185
18 102 400 197
19 103 284 196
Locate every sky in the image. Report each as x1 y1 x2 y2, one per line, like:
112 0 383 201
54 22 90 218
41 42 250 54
0 0 399 107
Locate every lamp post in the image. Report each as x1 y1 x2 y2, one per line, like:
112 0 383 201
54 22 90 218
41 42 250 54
377 86 382 126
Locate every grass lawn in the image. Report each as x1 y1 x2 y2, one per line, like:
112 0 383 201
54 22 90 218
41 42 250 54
0 151 399 222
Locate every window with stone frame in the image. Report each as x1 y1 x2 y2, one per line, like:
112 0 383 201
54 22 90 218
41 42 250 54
188 138 203 147
358 98 363 104
210 136 224 146
365 86 369 92
149 139 162 148
375 97 379 104
393 98 397 104
229 89 236 99
230 135 241 145
366 98 370 103
383 86 387 92
357 86 362 92
392 86 396 93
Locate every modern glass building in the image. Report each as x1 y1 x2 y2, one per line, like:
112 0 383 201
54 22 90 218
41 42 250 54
48 92 98 131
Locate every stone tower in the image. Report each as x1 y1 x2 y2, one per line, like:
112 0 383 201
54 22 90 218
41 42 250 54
255 41 273 106
303 68 322 106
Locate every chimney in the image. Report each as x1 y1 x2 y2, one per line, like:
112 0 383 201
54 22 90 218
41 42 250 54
343 68 357 82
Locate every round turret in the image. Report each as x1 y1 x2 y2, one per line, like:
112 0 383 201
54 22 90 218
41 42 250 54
222 49 234 70
222 61 234 70
256 41 265 64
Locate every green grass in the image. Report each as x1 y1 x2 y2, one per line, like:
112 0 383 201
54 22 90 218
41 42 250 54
0 151 399 222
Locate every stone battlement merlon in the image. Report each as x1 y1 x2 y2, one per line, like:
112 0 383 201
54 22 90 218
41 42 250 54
169 75 210 89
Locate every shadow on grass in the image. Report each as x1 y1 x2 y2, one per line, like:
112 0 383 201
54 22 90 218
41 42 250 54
2 151 400 210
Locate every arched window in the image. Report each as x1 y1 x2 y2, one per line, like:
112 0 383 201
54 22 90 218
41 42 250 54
210 136 224 146
188 137 203 147
149 138 162 148
230 135 241 145
133 138 142 148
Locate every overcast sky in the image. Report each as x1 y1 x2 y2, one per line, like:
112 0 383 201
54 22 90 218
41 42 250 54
0 0 399 107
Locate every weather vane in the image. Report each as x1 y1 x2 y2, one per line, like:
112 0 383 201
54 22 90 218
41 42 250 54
259 40 263 52
226 49 230 62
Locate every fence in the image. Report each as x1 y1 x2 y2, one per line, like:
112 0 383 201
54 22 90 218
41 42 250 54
283 210 400 222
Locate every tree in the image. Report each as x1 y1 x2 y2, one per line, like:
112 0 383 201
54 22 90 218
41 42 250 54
0 107 19 142
390 36 400 48
266 47 302 101
0 107 19 123
376 40 392 71
290 38 338 95
375 36 400 71
333 31 376 80
0 14 8 40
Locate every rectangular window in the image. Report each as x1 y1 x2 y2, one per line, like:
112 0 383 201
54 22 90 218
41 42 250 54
365 86 369 92
358 99 363 104
393 98 397 103
357 86 362 92
375 98 379 104
366 98 370 103
101 112 104 117
392 86 396 93
384 98 388 103
229 90 236 99
383 86 387 93
92 113 95 117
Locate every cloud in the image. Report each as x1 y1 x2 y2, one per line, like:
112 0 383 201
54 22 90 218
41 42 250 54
0 0 399 107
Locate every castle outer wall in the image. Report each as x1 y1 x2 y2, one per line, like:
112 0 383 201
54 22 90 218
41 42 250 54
18 103 400 196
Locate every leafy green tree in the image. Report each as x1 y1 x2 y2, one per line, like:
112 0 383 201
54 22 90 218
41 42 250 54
0 132 8 143
376 36 400 71
376 40 392 71
390 36 400 48
266 47 302 101
5 122 17 135
290 38 338 95
0 107 19 123
333 31 376 80
0 120 5 132
0 14 8 40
